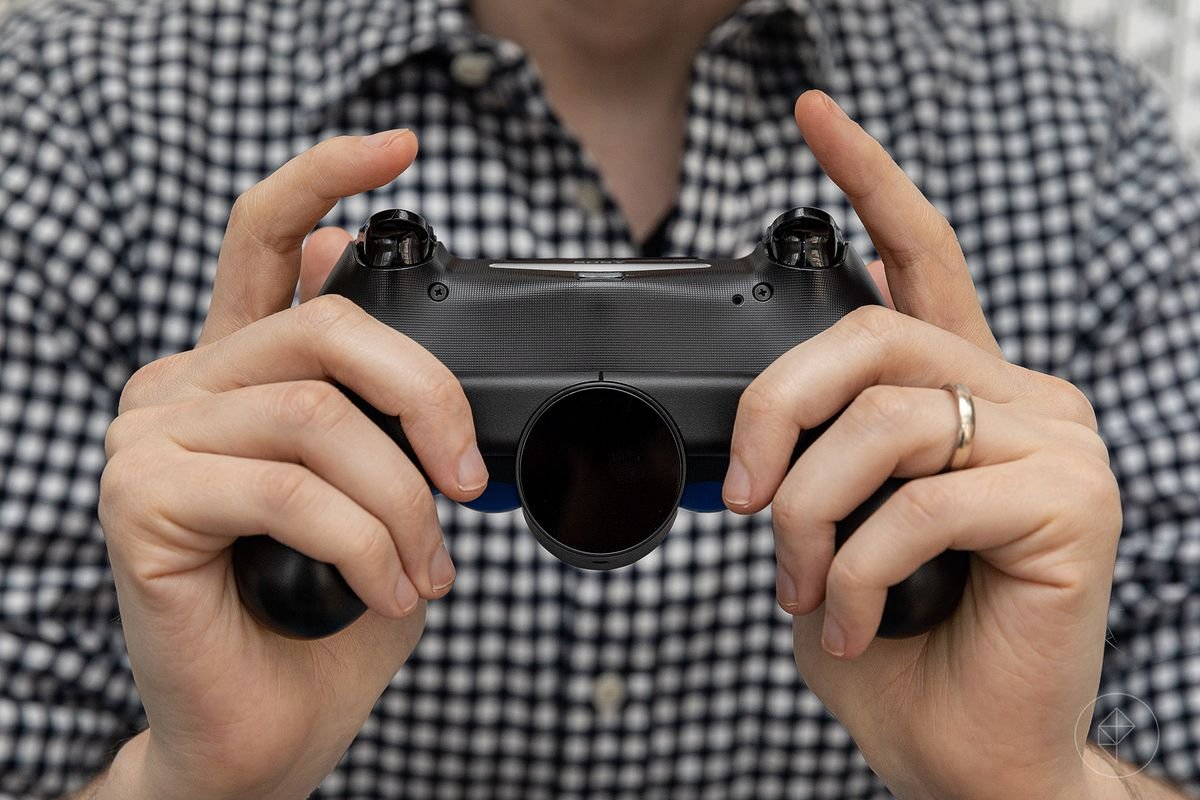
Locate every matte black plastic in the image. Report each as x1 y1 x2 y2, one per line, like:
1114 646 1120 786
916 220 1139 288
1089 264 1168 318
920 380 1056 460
516 382 686 569
764 206 845 268
232 535 366 639
357 208 436 267
230 207 969 640
834 477 970 638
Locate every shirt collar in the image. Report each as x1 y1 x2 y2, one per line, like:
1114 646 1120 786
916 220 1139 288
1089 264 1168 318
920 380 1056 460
296 0 834 118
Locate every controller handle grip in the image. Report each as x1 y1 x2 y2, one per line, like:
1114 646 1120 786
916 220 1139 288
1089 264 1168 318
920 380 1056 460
231 535 366 639
229 478 969 640
232 434 968 641
835 477 969 638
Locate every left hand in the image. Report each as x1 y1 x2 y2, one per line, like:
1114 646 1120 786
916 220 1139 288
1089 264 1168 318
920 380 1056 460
722 91 1122 799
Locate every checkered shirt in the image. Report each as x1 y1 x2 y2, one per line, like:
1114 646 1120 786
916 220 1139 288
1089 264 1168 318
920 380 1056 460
2 0 1199 797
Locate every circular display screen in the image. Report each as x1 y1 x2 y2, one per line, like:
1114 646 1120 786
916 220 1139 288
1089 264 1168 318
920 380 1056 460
517 384 685 562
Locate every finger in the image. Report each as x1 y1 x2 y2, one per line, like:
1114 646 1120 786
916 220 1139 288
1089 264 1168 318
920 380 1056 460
771 387 1043 615
199 130 418 345
865 259 893 309
142 381 454 598
819 455 1112 659
794 90 999 354
724 306 1029 512
121 296 488 501
300 228 354 304
113 446 420 620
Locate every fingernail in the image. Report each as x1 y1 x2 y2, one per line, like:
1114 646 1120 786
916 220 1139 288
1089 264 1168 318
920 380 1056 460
822 614 846 658
723 456 752 507
457 445 488 493
777 565 799 612
365 128 411 148
430 543 456 592
396 574 419 614
823 94 850 121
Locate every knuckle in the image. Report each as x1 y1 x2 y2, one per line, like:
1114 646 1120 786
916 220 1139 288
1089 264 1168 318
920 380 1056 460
1057 417 1111 465
345 516 393 567
841 303 901 345
99 449 142 507
928 210 965 258
891 479 946 533
1070 454 1122 522
227 188 254 230
303 136 350 165
258 464 315 514
297 292 361 334
228 187 263 238
99 445 166 530
770 491 805 536
411 367 467 415
1043 375 1099 429
103 412 139 459
828 551 871 596
273 380 350 431
296 139 348 200
119 357 173 413
846 385 911 433
390 475 436 529
230 184 293 256
739 380 782 421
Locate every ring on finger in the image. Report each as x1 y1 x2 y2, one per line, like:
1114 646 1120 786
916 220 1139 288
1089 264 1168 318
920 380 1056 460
940 383 976 472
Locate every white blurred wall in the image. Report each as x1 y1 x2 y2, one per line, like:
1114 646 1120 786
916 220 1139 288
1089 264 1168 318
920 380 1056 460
1047 0 1200 160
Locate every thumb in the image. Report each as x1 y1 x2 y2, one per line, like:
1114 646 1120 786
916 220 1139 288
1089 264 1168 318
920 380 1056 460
300 227 354 303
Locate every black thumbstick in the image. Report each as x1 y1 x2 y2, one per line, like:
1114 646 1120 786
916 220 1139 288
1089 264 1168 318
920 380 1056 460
835 477 970 638
231 536 367 639
765 207 845 268
358 208 436 268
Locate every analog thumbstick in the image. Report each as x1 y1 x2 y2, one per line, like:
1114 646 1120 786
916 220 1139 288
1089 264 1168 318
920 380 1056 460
764 207 845 268
358 208 437 268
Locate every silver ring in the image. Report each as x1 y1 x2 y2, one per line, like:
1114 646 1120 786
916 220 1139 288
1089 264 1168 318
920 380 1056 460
941 383 975 472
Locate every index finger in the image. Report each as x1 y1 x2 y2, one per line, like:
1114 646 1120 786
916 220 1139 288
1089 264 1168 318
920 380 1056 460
794 91 1000 356
724 306 1027 513
198 129 419 346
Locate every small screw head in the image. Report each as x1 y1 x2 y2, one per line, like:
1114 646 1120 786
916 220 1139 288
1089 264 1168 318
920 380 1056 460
753 282 773 302
428 282 449 301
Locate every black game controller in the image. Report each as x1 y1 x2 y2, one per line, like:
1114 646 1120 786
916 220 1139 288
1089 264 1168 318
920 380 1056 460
232 207 969 640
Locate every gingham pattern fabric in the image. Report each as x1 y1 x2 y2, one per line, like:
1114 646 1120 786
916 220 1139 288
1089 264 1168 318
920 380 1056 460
1 0 1199 797
1049 0 1200 160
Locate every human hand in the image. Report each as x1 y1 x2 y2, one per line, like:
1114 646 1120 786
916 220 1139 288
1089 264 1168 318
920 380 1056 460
96 130 488 800
723 91 1122 799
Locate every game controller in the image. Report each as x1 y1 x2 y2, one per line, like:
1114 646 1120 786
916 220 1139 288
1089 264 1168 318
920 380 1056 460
231 207 969 640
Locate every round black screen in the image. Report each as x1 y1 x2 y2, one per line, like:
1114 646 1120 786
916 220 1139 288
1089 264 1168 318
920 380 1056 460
516 383 685 567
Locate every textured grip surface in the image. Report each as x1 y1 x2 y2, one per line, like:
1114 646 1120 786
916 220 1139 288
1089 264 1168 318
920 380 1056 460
321 245 881 375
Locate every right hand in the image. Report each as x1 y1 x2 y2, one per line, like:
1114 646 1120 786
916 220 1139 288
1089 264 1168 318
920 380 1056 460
97 130 489 800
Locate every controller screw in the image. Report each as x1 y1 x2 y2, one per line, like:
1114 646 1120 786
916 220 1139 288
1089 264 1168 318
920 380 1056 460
753 282 773 302
428 282 449 302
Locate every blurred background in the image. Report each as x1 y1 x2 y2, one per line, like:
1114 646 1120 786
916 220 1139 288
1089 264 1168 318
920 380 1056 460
0 0 1197 159
1047 0 1200 160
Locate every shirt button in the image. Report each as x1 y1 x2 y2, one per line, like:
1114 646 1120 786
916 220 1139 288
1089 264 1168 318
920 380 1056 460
575 180 606 215
592 671 626 718
450 52 495 88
